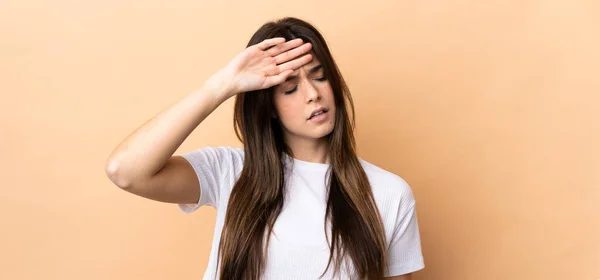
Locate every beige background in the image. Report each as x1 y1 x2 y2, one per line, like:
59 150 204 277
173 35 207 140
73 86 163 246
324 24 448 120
1 0 599 279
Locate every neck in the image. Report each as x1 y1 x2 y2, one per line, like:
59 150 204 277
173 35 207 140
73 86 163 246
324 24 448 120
284 136 330 164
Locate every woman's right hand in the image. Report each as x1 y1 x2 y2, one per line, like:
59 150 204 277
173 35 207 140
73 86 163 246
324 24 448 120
206 37 313 99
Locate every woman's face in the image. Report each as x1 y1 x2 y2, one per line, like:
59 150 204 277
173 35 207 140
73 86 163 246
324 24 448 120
272 55 336 143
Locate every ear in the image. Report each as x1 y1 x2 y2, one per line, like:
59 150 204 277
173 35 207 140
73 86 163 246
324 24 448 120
272 112 278 119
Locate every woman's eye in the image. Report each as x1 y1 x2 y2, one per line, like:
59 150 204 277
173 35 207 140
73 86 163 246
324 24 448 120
284 86 297 94
283 77 326 94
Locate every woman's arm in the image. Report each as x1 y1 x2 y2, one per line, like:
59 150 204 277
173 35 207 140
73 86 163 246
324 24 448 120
104 83 232 203
104 37 313 203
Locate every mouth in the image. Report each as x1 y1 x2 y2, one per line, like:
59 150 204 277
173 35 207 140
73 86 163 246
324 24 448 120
308 108 329 121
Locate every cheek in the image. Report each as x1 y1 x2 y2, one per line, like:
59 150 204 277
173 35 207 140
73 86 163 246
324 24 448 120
319 83 334 100
275 100 304 125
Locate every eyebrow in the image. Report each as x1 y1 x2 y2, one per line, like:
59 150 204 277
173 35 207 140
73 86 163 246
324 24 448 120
284 64 323 82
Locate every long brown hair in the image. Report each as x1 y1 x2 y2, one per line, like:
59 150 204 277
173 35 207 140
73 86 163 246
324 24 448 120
218 17 387 279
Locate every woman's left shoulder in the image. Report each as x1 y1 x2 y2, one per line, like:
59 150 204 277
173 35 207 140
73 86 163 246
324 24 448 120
359 158 416 206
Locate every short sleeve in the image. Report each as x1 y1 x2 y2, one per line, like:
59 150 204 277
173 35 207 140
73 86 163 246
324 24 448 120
384 201 425 276
175 146 243 214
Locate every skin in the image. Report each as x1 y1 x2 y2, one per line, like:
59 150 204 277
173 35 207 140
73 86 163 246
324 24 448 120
272 54 336 165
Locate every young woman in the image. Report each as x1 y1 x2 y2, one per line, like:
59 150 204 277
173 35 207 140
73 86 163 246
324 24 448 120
105 17 424 280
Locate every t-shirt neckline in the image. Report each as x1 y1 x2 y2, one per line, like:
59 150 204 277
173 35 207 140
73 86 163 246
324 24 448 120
283 152 330 172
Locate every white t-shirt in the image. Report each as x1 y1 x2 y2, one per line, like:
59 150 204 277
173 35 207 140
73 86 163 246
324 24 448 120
177 146 425 279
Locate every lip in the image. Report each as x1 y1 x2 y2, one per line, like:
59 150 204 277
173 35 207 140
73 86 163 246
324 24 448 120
308 107 328 120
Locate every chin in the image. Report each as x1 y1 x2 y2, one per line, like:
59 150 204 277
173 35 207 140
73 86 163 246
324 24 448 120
285 121 335 140
314 125 335 139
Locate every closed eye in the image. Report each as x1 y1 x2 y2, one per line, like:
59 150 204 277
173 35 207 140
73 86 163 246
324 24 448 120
283 77 327 95
284 86 297 94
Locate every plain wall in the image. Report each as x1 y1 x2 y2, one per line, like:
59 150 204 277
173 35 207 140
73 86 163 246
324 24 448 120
1 0 598 279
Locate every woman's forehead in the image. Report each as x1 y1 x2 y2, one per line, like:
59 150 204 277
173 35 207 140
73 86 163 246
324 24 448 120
295 56 323 74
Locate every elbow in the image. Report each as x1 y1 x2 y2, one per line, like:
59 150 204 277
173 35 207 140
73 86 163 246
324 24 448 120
105 159 133 189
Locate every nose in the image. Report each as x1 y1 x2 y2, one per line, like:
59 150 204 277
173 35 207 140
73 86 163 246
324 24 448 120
303 80 321 103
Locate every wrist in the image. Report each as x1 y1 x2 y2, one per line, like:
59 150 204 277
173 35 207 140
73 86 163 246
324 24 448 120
203 70 237 101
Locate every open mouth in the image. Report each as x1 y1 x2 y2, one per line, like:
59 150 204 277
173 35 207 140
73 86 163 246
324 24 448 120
308 109 329 121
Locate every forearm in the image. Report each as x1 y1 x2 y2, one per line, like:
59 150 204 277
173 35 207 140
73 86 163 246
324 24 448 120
105 80 233 188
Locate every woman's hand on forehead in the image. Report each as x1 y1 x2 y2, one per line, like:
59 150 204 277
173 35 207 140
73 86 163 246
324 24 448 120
211 37 314 97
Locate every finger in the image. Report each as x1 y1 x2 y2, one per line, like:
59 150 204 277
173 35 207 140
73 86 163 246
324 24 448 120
265 38 303 57
264 69 294 88
273 42 312 65
277 53 313 73
256 37 286 51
